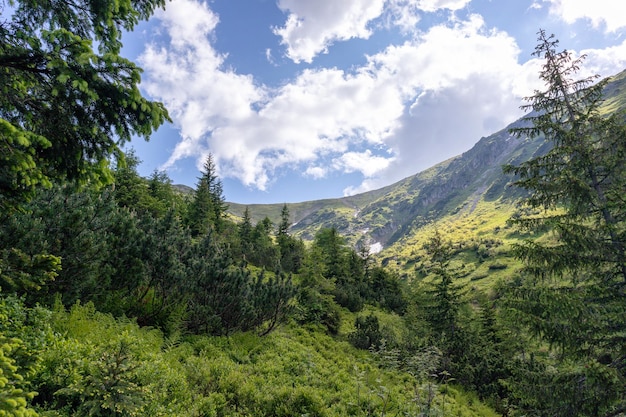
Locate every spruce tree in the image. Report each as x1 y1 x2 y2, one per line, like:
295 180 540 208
249 217 279 269
503 30 626 416
188 154 228 236
238 206 254 261
422 229 463 339
276 204 304 273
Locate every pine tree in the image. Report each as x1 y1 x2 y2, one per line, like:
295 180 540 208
186 232 254 335
503 30 626 416
188 154 228 236
134 209 191 328
422 229 463 339
238 206 254 261
249 271 296 336
276 204 304 273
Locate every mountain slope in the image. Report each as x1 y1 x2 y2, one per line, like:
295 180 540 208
226 69 626 251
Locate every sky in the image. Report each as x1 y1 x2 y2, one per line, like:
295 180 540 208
121 0 626 204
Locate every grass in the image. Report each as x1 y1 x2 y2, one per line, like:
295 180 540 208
379 197 525 294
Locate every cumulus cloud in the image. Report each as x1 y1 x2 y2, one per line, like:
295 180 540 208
543 0 626 32
416 0 471 12
139 3 534 193
273 0 386 63
305 166 327 179
333 150 395 177
581 41 626 78
273 0 475 63
137 0 625 199
343 16 532 194
385 1 421 33
138 0 263 168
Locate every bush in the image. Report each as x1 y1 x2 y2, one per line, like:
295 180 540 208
349 314 382 350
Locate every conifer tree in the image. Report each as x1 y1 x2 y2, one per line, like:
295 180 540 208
250 271 296 336
134 209 191 327
0 0 169 212
276 204 304 273
249 217 279 269
186 232 254 335
238 206 254 261
147 170 183 218
503 30 626 416
422 229 463 338
0 185 118 306
277 204 291 238
188 154 228 235
314 228 348 282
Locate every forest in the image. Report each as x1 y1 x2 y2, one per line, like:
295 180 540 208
1 1 625 416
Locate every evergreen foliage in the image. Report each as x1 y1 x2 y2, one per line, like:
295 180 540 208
0 185 128 306
503 30 626 416
0 0 169 211
276 204 305 273
3 3 624 412
349 313 382 350
422 229 464 339
238 206 254 261
248 217 280 269
56 340 147 417
0 293 52 416
187 154 228 235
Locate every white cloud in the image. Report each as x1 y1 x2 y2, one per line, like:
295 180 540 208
343 16 533 194
581 40 626 78
273 0 386 63
138 0 264 169
333 150 395 177
140 4 540 194
305 166 327 179
273 0 475 63
385 0 421 33
543 0 626 32
416 0 471 12
140 1 626 200
207 66 405 189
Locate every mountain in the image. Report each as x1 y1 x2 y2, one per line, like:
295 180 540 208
226 69 626 252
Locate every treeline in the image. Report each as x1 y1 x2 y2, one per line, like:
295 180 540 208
0 152 407 337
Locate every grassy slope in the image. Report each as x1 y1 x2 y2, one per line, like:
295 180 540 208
36 302 498 416
378 69 626 288
383 198 520 285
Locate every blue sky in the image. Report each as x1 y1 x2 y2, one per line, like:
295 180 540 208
122 0 626 204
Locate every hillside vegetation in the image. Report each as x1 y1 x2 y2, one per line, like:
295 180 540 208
1 3 625 415
232 69 626 255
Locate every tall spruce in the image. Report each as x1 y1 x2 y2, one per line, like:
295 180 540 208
188 154 228 236
422 228 463 340
276 204 304 273
503 30 626 416
238 206 254 261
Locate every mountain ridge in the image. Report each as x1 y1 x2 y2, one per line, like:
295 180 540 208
224 69 626 251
